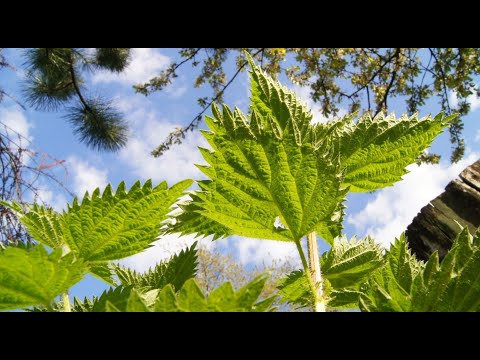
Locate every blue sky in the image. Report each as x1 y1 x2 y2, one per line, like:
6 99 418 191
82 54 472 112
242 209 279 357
1 48 480 301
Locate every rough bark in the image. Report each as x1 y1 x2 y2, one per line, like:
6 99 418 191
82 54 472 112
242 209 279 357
406 159 480 261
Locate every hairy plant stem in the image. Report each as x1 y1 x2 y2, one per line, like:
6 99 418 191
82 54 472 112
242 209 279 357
294 237 324 312
61 292 71 312
307 231 325 312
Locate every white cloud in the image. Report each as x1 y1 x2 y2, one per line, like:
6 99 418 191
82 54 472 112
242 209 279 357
114 93 147 113
449 89 480 112
292 85 346 124
19 180 69 212
35 186 68 212
164 75 188 98
120 233 215 272
475 129 480 143
119 106 208 185
92 48 170 85
0 106 33 143
67 156 108 196
228 235 300 267
347 152 480 248
111 95 215 271
166 85 187 98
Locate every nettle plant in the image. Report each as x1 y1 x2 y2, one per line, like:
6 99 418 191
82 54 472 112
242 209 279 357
0 181 274 312
1 54 480 312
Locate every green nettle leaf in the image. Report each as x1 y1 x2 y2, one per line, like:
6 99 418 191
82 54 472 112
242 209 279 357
360 228 480 312
113 242 198 292
0 200 66 250
322 236 384 289
277 270 312 309
63 179 192 262
278 236 384 309
169 53 450 247
329 112 454 192
90 286 134 312
73 274 274 312
74 286 160 312
87 285 159 312
89 263 116 285
153 275 275 312
105 301 121 312
176 279 209 311
327 288 364 309
0 246 86 310
154 285 178 312
359 267 412 312
170 53 348 244
359 234 422 312
126 289 151 312
230 274 275 310
322 236 384 309
411 228 480 312
72 296 95 312
2 179 193 285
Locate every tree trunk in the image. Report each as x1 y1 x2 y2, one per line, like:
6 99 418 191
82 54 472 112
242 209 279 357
406 159 480 261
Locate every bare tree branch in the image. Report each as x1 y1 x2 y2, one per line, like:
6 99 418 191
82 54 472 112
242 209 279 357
151 48 265 157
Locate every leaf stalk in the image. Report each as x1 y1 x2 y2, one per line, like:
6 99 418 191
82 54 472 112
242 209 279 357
61 292 71 312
